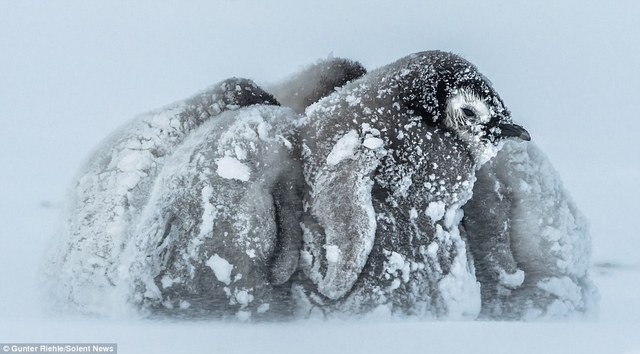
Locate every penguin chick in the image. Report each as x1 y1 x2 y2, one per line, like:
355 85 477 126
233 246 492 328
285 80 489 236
464 140 597 320
297 51 529 318
46 78 278 315
128 105 303 320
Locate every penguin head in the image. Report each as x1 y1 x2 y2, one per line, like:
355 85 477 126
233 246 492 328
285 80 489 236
444 87 530 143
402 51 530 144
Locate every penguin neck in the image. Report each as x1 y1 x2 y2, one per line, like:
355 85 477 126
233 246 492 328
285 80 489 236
451 130 503 169
376 128 477 208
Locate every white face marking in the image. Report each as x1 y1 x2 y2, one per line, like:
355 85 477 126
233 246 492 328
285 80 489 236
444 88 500 165
444 88 491 135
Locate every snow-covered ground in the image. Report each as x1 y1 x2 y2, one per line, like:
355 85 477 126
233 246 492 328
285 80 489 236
1 1 639 353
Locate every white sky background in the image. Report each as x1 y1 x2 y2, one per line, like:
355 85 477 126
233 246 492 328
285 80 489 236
1 0 640 347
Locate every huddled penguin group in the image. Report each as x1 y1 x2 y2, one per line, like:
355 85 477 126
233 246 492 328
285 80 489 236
46 52 597 320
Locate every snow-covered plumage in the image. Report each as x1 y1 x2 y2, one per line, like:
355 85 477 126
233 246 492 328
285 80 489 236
46 78 278 314
128 105 302 319
464 140 597 319
122 58 367 318
297 51 531 318
45 52 596 321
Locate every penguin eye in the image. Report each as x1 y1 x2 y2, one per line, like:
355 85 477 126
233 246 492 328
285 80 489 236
461 107 476 118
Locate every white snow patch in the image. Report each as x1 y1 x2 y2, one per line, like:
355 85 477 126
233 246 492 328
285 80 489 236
396 175 413 197
116 172 143 191
116 149 152 173
324 245 341 264
235 290 253 307
277 135 293 149
257 303 270 314
360 123 376 135
386 251 411 283
362 137 384 150
345 94 361 106
444 206 464 229
498 268 525 289
326 130 360 166
409 208 418 221
215 156 251 181
223 287 231 297
256 121 269 140
537 276 583 305
438 252 481 319
160 276 180 289
300 250 313 267
426 242 439 257
236 311 251 321
206 254 234 285
425 201 446 223
234 145 247 160
197 185 216 238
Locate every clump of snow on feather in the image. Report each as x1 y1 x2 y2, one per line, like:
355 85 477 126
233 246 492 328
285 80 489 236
326 130 360 166
215 156 251 181
206 254 234 285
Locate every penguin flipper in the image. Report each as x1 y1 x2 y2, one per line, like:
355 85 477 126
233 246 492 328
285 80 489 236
464 161 524 317
301 147 379 300
269 171 303 285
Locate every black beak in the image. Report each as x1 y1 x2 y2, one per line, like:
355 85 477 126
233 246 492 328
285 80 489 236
497 123 531 141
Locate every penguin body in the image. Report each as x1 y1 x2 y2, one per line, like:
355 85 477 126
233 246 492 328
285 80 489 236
296 51 530 318
47 78 278 313
129 105 302 319
464 140 597 319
